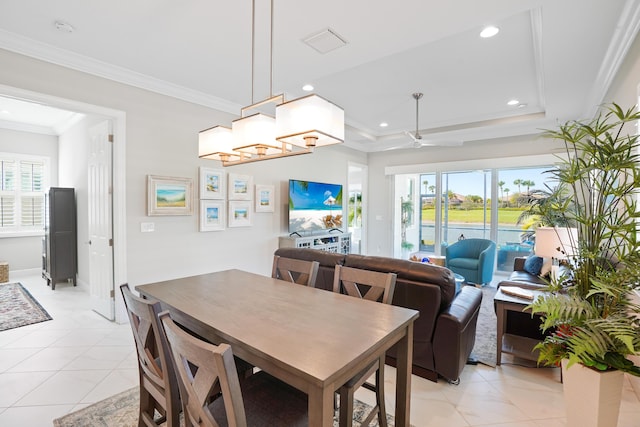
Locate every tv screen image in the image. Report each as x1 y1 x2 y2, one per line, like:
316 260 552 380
289 179 343 232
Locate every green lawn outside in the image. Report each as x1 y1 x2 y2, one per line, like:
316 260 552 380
421 208 524 225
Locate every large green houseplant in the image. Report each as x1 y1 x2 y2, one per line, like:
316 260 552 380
529 104 640 376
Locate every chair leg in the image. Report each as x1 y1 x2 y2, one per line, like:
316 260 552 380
138 386 155 427
339 385 355 427
376 356 388 427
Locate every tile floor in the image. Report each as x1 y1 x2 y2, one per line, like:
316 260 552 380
1 271 639 427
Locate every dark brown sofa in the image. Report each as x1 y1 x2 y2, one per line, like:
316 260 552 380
274 247 483 383
498 256 547 290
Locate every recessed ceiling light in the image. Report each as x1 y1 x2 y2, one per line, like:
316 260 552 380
379 122 388 128
54 20 75 33
302 84 314 91
480 26 499 38
518 103 527 109
507 99 520 106
1 109 10 115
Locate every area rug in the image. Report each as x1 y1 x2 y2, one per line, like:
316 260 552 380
0 282 52 331
469 284 497 367
53 386 400 427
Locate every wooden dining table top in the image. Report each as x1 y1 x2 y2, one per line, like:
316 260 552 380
136 268 419 426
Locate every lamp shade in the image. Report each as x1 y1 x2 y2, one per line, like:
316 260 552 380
275 94 344 148
232 113 282 156
535 226 577 258
199 126 240 160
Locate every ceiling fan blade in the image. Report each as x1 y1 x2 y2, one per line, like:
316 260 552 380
382 141 411 151
403 130 420 142
418 139 464 147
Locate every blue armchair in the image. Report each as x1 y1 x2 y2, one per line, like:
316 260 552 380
445 238 496 285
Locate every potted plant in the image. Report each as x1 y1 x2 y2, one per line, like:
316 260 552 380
528 104 640 427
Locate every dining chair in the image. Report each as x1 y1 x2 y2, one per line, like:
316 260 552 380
120 284 180 427
332 265 397 427
271 255 320 287
158 311 309 427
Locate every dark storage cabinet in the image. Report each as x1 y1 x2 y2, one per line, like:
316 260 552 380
42 187 77 290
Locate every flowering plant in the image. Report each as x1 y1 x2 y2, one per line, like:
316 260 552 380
528 104 640 375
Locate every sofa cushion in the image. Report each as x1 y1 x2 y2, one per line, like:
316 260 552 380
523 255 543 275
447 257 479 270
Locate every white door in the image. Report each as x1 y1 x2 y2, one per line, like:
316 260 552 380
88 121 114 320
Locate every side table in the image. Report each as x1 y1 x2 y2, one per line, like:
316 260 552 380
494 288 544 365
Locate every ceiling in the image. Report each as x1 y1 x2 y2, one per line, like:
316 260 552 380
0 0 638 151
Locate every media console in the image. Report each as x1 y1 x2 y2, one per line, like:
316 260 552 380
279 232 351 254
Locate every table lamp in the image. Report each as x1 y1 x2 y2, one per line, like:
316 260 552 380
535 226 577 279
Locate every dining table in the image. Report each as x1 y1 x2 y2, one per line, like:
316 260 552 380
136 268 419 427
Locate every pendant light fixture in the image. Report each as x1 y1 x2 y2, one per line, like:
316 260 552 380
198 0 344 166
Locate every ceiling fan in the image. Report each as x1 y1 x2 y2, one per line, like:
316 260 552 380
384 92 463 150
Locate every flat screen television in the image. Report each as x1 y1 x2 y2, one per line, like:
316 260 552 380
288 179 343 233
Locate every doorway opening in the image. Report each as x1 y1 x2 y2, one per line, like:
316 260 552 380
0 84 127 322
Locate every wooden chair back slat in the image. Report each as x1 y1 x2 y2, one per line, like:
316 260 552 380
272 255 320 287
332 265 397 304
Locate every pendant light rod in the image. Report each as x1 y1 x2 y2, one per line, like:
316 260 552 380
270 0 274 98
251 0 255 104
413 92 423 139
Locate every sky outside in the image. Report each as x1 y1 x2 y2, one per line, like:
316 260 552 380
421 167 556 198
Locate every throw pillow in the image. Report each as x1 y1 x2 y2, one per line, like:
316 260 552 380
523 255 544 276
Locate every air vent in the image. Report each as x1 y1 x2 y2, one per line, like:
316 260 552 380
303 28 348 54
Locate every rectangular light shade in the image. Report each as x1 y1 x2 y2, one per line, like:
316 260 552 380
199 126 240 160
232 113 282 156
276 94 344 148
535 226 577 258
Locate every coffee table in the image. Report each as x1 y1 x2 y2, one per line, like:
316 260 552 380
494 287 544 365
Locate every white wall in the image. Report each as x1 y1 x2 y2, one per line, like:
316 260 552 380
0 47 366 289
0 128 58 270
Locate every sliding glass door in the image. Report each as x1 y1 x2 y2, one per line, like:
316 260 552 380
440 170 490 246
409 165 553 270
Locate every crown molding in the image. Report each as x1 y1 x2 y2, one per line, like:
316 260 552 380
0 29 241 114
530 7 546 110
584 0 640 117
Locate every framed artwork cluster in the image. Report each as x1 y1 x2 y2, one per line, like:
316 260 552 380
199 168 226 231
198 168 276 232
227 173 252 228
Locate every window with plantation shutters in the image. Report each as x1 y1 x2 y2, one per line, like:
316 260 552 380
0 155 48 234
20 161 45 227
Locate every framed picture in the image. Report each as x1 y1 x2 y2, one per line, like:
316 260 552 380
199 167 225 200
199 200 225 231
228 173 253 200
255 184 275 213
147 175 193 216
228 200 252 227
